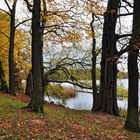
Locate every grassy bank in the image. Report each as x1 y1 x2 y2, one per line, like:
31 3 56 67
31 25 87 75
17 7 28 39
46 84 76 99
0 93 140 139
117 86 128 98
46 84 128 99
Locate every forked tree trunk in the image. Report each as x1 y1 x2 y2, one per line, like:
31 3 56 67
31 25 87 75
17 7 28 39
0 60 8 93
94 0 119 115
124 0 140 132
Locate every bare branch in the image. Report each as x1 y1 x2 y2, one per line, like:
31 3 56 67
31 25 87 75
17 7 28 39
0 8 10 16
0 30 10 40
117 45 129 56
15 18 31 28
23 0 33 12
121 0 133 8
4 0 12 12
47 80 92 90
117 12 133 17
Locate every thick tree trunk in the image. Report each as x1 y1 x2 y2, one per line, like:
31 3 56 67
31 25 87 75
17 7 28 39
0 60 8 93
102 59 118 115
124 0 140 132
9 2 17 95
94 0 119 115
27 0 44 113
124 48 139 132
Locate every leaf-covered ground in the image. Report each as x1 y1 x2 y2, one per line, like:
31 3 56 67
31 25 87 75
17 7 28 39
0 93 140 140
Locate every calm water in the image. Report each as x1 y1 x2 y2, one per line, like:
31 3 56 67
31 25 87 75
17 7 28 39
44 79 140 110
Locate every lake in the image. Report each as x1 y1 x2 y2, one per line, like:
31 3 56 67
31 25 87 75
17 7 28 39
44 79 139 110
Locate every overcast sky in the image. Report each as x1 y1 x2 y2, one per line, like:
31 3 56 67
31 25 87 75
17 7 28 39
0 0 134 72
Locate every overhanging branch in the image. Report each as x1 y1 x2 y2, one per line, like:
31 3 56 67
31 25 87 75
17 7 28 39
47 80 92 90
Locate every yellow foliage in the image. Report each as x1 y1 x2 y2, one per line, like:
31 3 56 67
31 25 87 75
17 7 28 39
14 29 31 79
84 3 105 15
0 12 31 79
62 31 82 43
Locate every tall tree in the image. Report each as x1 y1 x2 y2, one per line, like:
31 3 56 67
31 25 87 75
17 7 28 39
27 0 44 113
83 0 105 111
90 13 97 111
9 0 17 95
0 0 18 95
0 11 31 93
1 0 31 94
124 0 140 132
93 0 120 115
2 0 18 95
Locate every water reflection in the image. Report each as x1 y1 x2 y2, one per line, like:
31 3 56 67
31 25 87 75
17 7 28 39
45 92 93 110
45 92 128 110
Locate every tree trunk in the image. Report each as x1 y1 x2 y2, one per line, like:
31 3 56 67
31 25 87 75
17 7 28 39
91 13 97 111
0 60 8 93
124 0 140 132
25 70 32 96
27 0 44 113
94 0 119 115
14 63 23 92
9 2 17 95
124 47 139 132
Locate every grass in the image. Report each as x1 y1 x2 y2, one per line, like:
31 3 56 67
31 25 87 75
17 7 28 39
117 86 128 98
0 96 26 108
0 93 140 139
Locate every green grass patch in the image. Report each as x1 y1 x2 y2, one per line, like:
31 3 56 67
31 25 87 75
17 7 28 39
0 95 27 120
0 96 26 109
117 86 128 98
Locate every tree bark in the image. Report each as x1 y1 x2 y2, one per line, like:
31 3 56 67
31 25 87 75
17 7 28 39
25 70 32 96
124 0 140 132
14 63 23 92
0 60 8 93
91 13 97 111
94 0 119 115
9 1 17 95
27 0 44 113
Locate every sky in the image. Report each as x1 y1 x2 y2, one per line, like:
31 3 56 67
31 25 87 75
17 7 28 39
0 0 134 72
0 0 31 21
